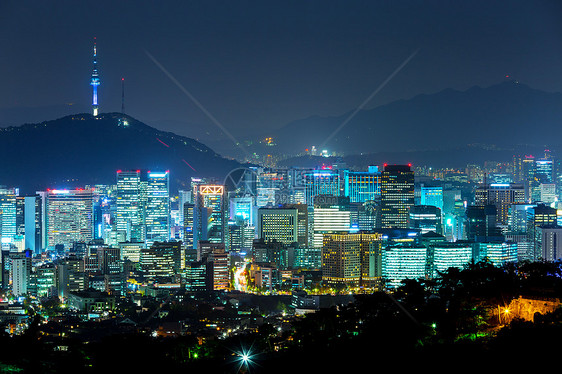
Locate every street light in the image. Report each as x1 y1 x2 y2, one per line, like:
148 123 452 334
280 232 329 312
235 346 257 373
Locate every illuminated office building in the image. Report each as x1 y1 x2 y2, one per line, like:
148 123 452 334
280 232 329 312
343 168 380 203
381 164 415 229
228 217 255 253
11 251 32 296
33 264 56 298
257 207 298 246
427 242 472 278
535 158 553 183
140 241 181 279
472 241 517 266
409 205 443 235
24 195 43 253
183 202 195 251
420 186 444 211
283 203 310 247
312 206 351 249
540 183 556 204
252 238 285 265
196 241 230 290
321 232 382 287
535 226 562 261
185 261 208 292
145 171 170 246
527 204 558 260
209 245 230 291
194 184 227 247
119 241 144 263
353 201 379 231
475 183 525 225
229 196 255 223
0 187 18 244
57 255 87 298
116 170 144 242
256 169 287 207
382 244 427 289
508 203 535 233
301 168 341 206
45 189 93 250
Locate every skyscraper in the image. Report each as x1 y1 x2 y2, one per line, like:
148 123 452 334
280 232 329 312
343 167 381 203
194 184 227 247
24 195 43 253
475 183 525 225
116 170 144 242
302 168 341 205
145 171 170 246
45 189 93 251
0 187 18 245
381 164 415 229
321 232 382 287
11 251 32 296
257 207 298 246
312 196 352 249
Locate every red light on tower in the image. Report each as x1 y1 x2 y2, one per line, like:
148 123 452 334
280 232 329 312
408 163 412 167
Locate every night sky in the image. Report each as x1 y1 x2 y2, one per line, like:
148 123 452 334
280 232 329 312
1 0 562 139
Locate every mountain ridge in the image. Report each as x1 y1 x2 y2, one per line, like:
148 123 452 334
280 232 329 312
0 113 245 194
266 81 562 155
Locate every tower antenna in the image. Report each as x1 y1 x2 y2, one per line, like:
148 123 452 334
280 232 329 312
121 77 125 114
90 37 100 116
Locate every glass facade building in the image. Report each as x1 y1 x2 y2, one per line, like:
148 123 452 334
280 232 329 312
45 189 93 250
145 171 170 246
381 165 415 229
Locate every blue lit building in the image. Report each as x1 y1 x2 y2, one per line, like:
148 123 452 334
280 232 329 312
0 187 18 245
420 186 443 211
535 158 553 183
116 170 144 242
145 171 170 246
343 168 380 203
302 168 341 205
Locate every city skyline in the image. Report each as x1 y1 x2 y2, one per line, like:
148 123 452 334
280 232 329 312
2 1 562 371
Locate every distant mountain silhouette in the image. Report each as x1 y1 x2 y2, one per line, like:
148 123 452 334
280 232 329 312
277 145 535 170
0 113 245 193
270 81 562 155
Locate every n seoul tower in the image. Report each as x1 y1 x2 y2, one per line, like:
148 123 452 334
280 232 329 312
90 37 100 117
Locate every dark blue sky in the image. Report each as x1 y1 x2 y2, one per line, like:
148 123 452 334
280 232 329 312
1 0 561 139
